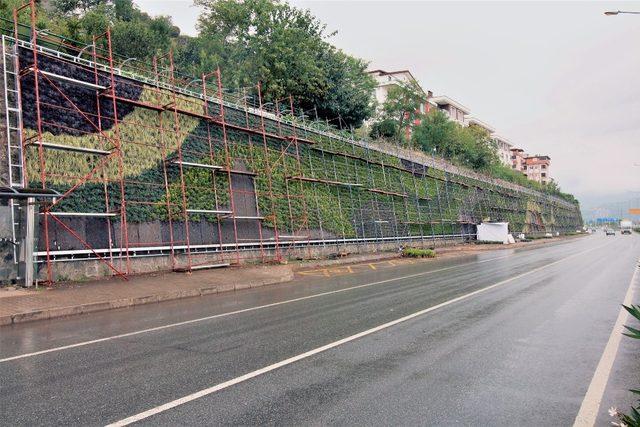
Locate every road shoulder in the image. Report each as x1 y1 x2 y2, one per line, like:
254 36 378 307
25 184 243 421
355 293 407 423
0 236 586 326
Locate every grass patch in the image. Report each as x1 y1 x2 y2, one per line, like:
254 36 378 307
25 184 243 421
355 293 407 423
402 247 436 258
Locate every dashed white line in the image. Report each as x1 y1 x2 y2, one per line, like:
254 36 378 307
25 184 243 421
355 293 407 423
1 253 516 363
107 242 610 426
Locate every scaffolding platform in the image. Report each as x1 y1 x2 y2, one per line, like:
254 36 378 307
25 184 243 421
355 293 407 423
44 212 117 217
222 169 257 176
186 209 233 215
32 68 107 91
286 176 362 188
26 141 112 156
168 160 223 170
368 188 408 198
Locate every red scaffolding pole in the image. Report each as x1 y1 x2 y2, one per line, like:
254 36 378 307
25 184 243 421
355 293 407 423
13 0 128 283
256 82 282 262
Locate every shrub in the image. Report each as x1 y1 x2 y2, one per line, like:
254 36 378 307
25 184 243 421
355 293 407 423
609 304 640 426
369 119 398 139
402 247 436 258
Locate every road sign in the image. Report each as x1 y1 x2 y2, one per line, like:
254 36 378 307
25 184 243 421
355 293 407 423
629 208 640 215
596 217 619 223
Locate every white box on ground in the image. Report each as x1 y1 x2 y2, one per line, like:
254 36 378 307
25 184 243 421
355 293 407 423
477 222 510 243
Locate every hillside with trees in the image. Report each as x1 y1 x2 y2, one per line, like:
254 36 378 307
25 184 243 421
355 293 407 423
0 0 376 127
367 82 578 205
0 0 578 204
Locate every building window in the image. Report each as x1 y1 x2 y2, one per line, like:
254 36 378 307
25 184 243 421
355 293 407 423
541 173 546 177
541 165 547 169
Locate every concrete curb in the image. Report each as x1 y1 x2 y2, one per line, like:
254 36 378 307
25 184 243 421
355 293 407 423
1 236 583 327
4 266 294 326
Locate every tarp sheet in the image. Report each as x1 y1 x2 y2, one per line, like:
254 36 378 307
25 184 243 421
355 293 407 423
477 222 509 243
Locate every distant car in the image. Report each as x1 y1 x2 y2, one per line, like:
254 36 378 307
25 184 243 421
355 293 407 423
605 229 616 236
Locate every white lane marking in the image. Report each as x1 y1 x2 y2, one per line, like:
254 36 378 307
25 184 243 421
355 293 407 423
573 255 640 426
1 253 516 363
107 242 610 426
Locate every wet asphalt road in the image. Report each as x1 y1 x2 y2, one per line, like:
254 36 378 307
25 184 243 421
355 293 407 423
1 234 639 426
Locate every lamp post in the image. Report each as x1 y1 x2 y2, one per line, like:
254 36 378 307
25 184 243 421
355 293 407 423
183 78 201 91
76 43 93 58
119 57 137 69
604 10 640 15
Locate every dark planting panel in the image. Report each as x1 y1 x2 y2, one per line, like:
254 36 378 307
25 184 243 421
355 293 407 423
19 47 143 136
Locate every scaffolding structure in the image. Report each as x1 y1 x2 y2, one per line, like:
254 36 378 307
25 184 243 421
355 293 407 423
0 1 583 284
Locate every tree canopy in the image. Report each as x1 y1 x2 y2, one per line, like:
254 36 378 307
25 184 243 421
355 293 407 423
411 109 498 171
0 0 376 126
182 0 375 127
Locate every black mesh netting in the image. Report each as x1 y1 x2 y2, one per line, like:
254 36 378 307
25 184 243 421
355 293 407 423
19 48 142 135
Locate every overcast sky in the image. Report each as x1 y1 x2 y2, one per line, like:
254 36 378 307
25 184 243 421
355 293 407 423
136 0 640 206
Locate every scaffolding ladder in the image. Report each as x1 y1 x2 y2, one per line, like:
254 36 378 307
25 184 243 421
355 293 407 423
2 35 25 270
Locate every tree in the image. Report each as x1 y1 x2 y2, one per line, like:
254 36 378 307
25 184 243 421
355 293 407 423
188 0 375 127
411 109 499 171
381 79 427 141
47 0 180 63
51 0 106 16
458 125 499 170
312 48 375 128
411 109 459 156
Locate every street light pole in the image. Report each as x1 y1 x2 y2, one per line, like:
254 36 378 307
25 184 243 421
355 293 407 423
604 10 640 15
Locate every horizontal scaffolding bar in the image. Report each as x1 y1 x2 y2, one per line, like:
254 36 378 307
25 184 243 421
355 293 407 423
169 160 222 170
310 147 409 174
43 212 117 217
33 68 107 90
185 209 232 215
286 176 363 187
26 141 112 155
233 215 264 220
222 169 257 176
368 188 408 198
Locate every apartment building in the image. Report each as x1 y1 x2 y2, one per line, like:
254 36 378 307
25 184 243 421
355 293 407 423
465 116 495 134
431 95 469 125
367 69 553 183
493 134 513 166
367 69 434 114
523 155 551 184
510 148 527 172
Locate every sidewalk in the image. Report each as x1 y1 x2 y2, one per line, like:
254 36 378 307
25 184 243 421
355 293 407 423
0 249 406 327
0 263 294 326
0 236 582 327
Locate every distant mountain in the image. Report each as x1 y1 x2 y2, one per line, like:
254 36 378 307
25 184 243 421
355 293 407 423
577 191 640 221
